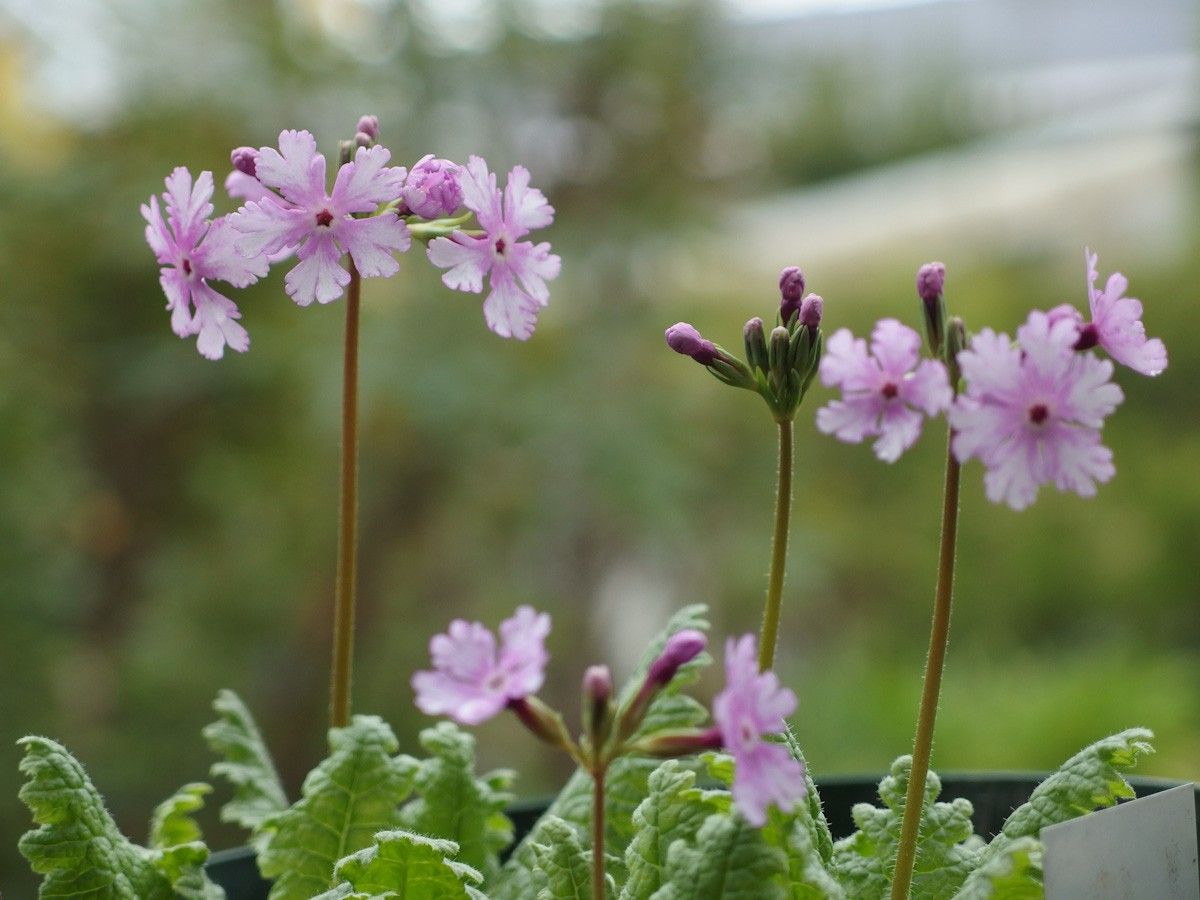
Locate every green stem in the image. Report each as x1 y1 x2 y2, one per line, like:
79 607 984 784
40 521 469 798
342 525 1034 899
757 419 794 672
592 765 606 900
329 263 362 729
889 432 962 900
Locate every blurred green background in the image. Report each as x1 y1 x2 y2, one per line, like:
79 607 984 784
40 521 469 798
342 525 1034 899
1 0 1197 891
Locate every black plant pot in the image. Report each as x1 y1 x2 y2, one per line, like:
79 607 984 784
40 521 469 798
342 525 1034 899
203 774 1198 899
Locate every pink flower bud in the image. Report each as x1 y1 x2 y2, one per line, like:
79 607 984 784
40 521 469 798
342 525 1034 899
230 147 259 178
356 114 380 142
779 266 806 321
404 155 464 219
647 629 707 686
916 262 945 304
799 294 823 331
665 322 718 365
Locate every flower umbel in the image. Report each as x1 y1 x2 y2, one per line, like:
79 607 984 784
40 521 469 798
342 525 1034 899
816 318 952 462
142 167 268 359
427 156 561 340
948 310 1124 510
713 635 806 827
412 605 550 726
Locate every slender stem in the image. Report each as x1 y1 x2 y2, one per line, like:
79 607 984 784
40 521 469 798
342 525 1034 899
592 766 606 899
890 433 962 900
329 264 362 729
757 419 794 672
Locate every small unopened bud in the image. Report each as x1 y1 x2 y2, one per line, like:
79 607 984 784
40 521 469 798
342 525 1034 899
355 131 373 147
230 147 259 178
916 262 945 303
627 726 723 759
338 139 355 166
779 266 806 323
917 261 947 355
404 155 465 219
582 665 614 760
743 317 768 373
799 293 823 331
768 325 791 381
647 630 707 687
509 696 574 753
945 316 967 386
356 114 380 142
665 322 718 366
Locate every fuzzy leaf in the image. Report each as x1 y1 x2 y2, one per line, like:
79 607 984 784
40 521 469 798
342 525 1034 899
398 722 514 881
149 782 210 849
258 715 418 900
952 837 1042 900
830 756 983 900
530 815 611 900
204 689 288 848
17 736 224 900
781 727 834 865
650 811 790 900
490 606 711 900
312 829 486 899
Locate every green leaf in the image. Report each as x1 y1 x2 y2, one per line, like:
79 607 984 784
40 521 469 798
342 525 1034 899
530 815 611 900
17 736 224 900
952 837 1042 900
258 715 418 900
781 726 834 865
779 816 847 900
650 811 790 900
490 605 711 900
313 829 486 900
619 761 722 900
830 756 983 900
203 689 288 849
149 782 210 849
398 721 515 881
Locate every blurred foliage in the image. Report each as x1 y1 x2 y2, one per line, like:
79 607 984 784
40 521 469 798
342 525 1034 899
0 0 1197 893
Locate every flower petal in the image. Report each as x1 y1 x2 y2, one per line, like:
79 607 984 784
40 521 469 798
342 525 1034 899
338 213 410 279
506 241 561 307
195 215 270 288
482 268 540 340
900 359 952 417
816 395 883 444
870 318 921 377
331 144 407 214
428 233 491 294
230 198 310 259
503 164 554 237
458 156 504 234
284 234 349 306
192 284 249 360
256 130 327 208
141 195 175 264
873 402 924 463
819 328 877 393
163 167 214 248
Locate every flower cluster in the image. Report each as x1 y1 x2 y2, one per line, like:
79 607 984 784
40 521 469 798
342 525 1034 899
142 118 560 358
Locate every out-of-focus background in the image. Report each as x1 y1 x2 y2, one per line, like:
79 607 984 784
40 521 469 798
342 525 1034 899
1 0 1197 889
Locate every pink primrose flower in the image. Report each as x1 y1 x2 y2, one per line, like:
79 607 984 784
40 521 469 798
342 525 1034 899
142 167 268 359
229 130 410 307
712 635 806 828
412 606 551 726
427 156 560 340
948 310 1124 510
816 319 952 462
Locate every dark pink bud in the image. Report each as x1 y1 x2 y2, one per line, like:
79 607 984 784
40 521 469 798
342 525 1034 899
799 294 823 331
583 665 613 705
916 262 945 304
230 147 259 178
665 323 718 365
356 114 380 142
355 131 373 148
779 266 806 322
647 629 707 686
404 155 464 219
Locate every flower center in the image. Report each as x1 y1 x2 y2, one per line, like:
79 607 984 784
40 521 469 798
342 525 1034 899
181 258 193 276
494 237 507 255
486 671 507 692
315 209 335 227
738 719 757 745
881 381 899 399
1073 323 1099 351
1028 403 1049 425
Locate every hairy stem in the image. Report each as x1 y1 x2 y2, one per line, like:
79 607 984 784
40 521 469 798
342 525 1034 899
329 264 362 729
890 433 961 899
757 419 794 672
592 766 606 900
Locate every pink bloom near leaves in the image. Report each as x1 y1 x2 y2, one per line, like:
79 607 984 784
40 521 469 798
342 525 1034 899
948 310 1124 511
412 606 550 726
427 156 561 340
712 635 806 828
229 130 411 307
142 167 268 359
816 319 952 462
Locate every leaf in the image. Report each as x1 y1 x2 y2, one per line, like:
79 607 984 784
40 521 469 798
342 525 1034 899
952 837 1042 900
398 722 515 881
17 736 224 900
781 726 834 865
203 688 288 848
490 605 712 900
149 782 211 849
650 811 790 900
257 715 418 900
780 816 847 899
619 761 722 900
830 756 983 900
530 815 611 900
313 829 486 900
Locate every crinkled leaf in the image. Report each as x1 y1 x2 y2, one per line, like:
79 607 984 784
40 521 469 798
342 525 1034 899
258 715 418 900
530 815 612 900
17 736 224 900
149 782 210 849
780 816 847 899
491 606 711 900
204 689 288 849
398 722 514 882
830 756 983 900
312 829 485 900
952 837 1042 900
781 726 834 864
650 811 790 900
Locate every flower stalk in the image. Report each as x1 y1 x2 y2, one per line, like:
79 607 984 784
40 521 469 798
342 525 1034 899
330 262 362 728
592 765 607 900
757 419 794 672
889 435 962 900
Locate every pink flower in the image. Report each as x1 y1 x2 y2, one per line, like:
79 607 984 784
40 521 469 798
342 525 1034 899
816 319 952 462
1074 249 1167 376
229 130 410 307
427 157 561 340
713 635 806 828
948 311 1124 510
404 155 464 219
412 606 551 726
141 167 268 359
